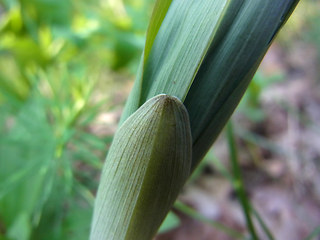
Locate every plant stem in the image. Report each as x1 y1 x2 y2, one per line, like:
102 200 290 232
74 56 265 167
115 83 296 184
226 122 259 240
251 207 275 240
210 150 275 240
174 201 245 239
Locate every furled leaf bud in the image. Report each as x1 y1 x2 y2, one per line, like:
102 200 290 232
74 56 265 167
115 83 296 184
90 94 192 240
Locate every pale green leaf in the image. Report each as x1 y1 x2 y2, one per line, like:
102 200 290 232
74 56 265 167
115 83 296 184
158 212 180 233
120 0 239 124
7 213 31 240
143 0 173 65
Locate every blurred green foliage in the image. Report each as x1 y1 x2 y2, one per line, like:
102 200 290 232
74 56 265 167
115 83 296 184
238 71 284 123
0 0 154 239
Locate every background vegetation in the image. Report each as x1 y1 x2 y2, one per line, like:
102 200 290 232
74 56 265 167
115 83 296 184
0 0 319 239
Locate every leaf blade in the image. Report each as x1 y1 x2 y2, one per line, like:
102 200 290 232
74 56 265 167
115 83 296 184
185 0 300 168
143 0 173 66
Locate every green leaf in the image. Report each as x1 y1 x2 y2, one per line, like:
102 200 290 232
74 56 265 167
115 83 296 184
120 0 237 124
120 0 300 168
60 203 92 240
121 0 299 170
158 212 180 234
7 213 31 240
185 0 300 169
90 95 192 240
0 98 56 228
143 0 173 66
